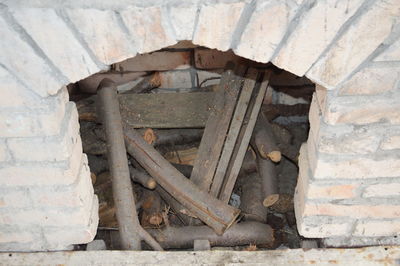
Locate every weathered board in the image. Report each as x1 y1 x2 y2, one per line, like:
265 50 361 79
190 65 246 192
120 92 215 128
77 92 215 128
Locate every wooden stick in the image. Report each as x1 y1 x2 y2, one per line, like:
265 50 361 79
211 68 258 197
190 63 246 192
218 71 271 203
151 129 203 147
146 222 274 249
129 165 157 190
252 112 281 163
240 172 268 223
97 79 162 251
256 154 279 208
124 127 240 235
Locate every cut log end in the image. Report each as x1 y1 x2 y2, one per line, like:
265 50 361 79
146 179 157 190
149 214 163 226
263 194 280 207
143 128 156 145
267 151 281 163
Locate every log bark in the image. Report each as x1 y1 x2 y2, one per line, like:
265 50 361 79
256 154 279 208
146 222 274 249
97 79 162 251
124 127 240 235
251 112 281 163
239 172 268 223
141 189 163 227
151 129 203 147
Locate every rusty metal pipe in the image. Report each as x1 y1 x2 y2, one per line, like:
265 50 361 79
97 79 162 251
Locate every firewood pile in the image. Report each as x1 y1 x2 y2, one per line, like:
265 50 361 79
74 62 312 250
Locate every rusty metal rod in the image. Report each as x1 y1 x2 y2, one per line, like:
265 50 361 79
97 79 162 251
124 127 240 235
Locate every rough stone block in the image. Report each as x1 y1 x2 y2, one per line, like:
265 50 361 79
0 231 33 244
168 4 198 41
115 51 190 72
12 8 100 83
235 0 298 62
338 64 400 96
307 0 400 89
121 6 176 54
66 9 136 65
354 220 400 237
0 140 10 162
7 103 80 161
321 235 400 247
363 183 400 198
273 0 364 76
193 2 244 51
381 135 400 150
0 15 64 97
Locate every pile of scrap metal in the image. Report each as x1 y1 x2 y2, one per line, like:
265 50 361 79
77 62 301 250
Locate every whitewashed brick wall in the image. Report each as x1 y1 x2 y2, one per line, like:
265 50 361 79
0 0 399 250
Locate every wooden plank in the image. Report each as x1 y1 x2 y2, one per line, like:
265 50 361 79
209 68 258 197
219 71 271 203
77 92 215 128
3 247 400 265
120 92 215 128
190 64 246 191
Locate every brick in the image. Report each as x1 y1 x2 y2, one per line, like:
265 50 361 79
0 194 95 227
0 96 67 138
0 231 33 244
298 143 357 200
322 91 400 125
12 8 100 83
0 15 64 97
44 196 98 249
197 70 222 87
354 220 400 237
193 2 244 51
374 37 400 62
158 71 192 89
307 0 400 89
338 64 400 96
381 135 400 150
308 139 400 179
363 183 400 198
302 203 400 219
66 9 136 65
0 189 32 208
235 0 298 62
121 6 176 54
168 5 198 41
0 140 83 186
297 217 352 238
273 0 364 76
115 51 191 72
30 156 93 208
8 103 80 161
0 140 10 162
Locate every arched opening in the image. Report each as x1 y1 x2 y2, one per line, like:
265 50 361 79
69 41 316 250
